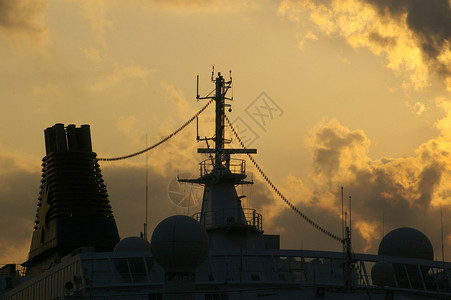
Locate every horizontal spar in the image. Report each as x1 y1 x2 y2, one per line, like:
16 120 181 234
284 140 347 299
197 148 257 154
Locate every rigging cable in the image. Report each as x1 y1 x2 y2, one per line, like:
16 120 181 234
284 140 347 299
224 114 343 244
98 99 214 161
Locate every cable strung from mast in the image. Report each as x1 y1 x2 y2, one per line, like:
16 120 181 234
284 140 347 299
225 115 343 244
98 99 213 162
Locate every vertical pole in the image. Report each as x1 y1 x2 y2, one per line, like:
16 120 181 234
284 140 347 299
349 196 352 243
145 134 149 241
240 245 243 300
441 206 445 262
196 75 200 99
214 73 224 169
196 116 199 140
341 187 344 250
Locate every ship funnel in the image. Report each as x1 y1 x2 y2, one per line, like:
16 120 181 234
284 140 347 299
24 124 120 276
44 123 92 154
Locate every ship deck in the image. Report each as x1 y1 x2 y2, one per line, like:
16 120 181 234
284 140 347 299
2 247 451 299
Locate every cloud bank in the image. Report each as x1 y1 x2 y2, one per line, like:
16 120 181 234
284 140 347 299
259 99 451 256
273 0 451 255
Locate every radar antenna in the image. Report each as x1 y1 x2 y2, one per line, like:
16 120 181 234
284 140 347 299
195 70 256 171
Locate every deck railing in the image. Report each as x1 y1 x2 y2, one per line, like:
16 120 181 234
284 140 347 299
5 249 451 299
191 208 262 231
199 158 246 177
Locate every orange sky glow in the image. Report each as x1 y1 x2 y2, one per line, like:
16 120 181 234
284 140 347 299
1 0 451 264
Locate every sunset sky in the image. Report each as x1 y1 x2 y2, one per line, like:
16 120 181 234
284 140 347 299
2 0 451 264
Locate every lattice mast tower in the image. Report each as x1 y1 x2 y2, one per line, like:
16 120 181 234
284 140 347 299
180 70 264 249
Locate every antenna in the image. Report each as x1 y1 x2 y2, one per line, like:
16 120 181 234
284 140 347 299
441 205 445 262
196 116 200 141
144 135 149 241
187 69 256 176
349 196 352 242
344 212 347 230
341 187 344 248
229 70 233 100
196 75 200 99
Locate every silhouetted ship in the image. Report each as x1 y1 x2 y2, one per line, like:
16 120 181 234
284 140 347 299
1 72 450 299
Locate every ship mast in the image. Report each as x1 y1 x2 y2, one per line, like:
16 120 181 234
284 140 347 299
213 71 226 167
180 69 263 249
196 70 256 171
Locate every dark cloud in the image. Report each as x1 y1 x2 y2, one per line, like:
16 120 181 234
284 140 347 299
363 0 451 75
101 164 202 239
312 120 369 177
368 31 397 48
271 200 345 252
0 161 40 263
416 162 443 207
281 0 451 87
0 0 48 41
0 151 203 264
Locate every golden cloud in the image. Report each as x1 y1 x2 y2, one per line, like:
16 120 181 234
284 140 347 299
81 0 111 42
279 0 451 90
89 64 154 91
266 99 451 252
160 81 193 119
84 48 105 63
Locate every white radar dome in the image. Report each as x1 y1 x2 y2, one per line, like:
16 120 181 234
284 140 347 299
113 236 153 281
151 215 209 273
114 236 152 252
378 227 433 260
371 261 395 287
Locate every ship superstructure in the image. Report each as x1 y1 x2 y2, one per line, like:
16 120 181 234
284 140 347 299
180 71 266 250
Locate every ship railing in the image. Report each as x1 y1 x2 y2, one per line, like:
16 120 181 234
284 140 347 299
8 250 451 298
195 249 451 297
192 208 262 231
199 158 246 177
